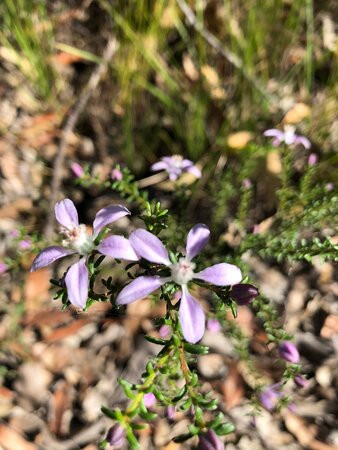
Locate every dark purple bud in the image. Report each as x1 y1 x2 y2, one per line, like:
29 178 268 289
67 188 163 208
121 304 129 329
231 283 259 305
197 429 224 450
294 375 309 388
106 424 126 448
278 341 300 363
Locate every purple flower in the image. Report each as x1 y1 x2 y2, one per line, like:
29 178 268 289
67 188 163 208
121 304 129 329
325 182 334 192
106 424 125 448
31 199 138 309
260 384 282 411
117 224 242 343
151 155 201 181
264 126 311 149
197 429 224 450
19 239 32 250
308 153 318 166
231 283 259 305
0 262 8 274
70 162 84 178
143 392 156 408
294 375 309 388
278 341 300 363
111 168 123 181
207 318 221 333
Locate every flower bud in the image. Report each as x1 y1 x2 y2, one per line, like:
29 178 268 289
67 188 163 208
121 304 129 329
19 239 32 250
207 318 221 333
278 341 300 363
325 182 334 192
166 405 175 421
144 392 156 408
197 429 224 450
106 424 125 448
0 262 8 274
159 325 171 339
242 178 252 188
308 153 318 166
294 374 309 388
111 168 123 181
231 284 259 305
70 162 84 178
259 384 282 411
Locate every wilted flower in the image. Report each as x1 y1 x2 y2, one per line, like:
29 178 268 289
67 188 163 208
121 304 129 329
264 125 311 149
197 429 224 450
231 283 259 305
70 162 84 178
294 375 309 388
0 262 8 274
143 392 156 408
111 168 123 181
117 224 242 343
31 199 138 309
260 384 283 411
278 341 300 363
151 155 201 181
308 153 318 166
106 424 126 448
207 318 221 333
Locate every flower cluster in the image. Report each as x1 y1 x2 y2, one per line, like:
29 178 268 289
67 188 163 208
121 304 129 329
31 200 242 344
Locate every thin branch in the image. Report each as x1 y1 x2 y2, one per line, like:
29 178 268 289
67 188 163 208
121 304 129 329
45 37 118 238
176 0 276 105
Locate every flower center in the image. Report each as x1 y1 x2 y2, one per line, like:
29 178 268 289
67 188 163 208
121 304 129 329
283 125 296 144
171 258 195 285
171 155 183 169
62 224 95 255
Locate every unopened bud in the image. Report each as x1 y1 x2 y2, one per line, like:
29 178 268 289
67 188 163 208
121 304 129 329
111 168 123 181
278 341 300 363
106 424 125 448
294 374 309 388
70 162 84 178
231 284 259 305
197 429 224 450
308 153 318 166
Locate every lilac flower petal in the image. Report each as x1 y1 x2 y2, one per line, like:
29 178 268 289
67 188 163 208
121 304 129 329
129 229 171 265
181 158 194 168
195 263 242 286
179 286 205 344
98 236 138 261
151 161 168 171
93 205 130 236
264 129 283 138
55 199 79 230
185 224 210 260
65 259 88 309
295 136 311 149
186 165 202 178
116 276 169 305
31 246 74 271
272 137 281 147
